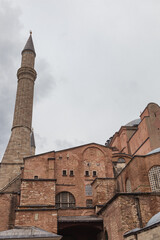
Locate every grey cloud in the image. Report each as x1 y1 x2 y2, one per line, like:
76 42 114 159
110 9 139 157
34 58 56 102
0 1 22 160
54 139 84 151
0 1 56 160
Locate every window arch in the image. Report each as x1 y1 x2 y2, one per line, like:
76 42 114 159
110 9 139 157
148 166 160 192
55 192 75 208
126 179 132 193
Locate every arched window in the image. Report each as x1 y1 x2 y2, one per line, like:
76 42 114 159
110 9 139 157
55 192 75 208
148 166 160 192
126 179 132 193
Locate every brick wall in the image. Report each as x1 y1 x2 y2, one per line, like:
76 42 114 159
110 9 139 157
20 180 56 206
92 178 116 205
15 209 58 233
117 153 160 193
0 193 18 231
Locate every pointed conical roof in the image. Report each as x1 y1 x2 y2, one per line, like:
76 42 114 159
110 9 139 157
22 32 36 55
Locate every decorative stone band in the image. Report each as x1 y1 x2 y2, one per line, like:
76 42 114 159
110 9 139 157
17 67 37 81
11 125 32 131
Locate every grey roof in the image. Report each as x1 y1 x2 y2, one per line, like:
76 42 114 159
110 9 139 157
22 33 36 55
58 215 103 223
146 212 160 227
0 226 61 239
124 228 140 236
31 131 36 148
125 118 141 127
146 147 160 155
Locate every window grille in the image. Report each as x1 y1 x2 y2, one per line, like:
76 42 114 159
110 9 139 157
126 179 132 193
93 171 97 177
55 192 75 208
85 184 92 196
148 166 160 192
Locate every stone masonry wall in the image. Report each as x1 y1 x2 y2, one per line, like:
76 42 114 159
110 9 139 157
0 163 23 190
101 195 140 240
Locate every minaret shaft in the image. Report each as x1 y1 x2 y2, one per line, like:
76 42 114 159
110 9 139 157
0 34 37 190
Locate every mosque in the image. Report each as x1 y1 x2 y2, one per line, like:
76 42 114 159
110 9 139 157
0 34 160 240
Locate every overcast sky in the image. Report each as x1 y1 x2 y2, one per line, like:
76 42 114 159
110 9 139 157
0 0 160 160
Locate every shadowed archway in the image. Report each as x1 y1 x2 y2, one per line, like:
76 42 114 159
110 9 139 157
58 216 103 240
59 224 102 240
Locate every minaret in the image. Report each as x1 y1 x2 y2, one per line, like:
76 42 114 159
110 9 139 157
0 33 37 189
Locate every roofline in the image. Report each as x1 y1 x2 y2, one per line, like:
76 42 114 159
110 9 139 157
24 150 55 160
109 125 137 147
24 143 110 160
115 150 160 178
140 102 159 118
55 142 109 152
91 177 115 185
97 192 160 215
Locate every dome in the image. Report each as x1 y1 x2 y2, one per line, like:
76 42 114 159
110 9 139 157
146 147 160 155
146 212 160 227
125 118 141 127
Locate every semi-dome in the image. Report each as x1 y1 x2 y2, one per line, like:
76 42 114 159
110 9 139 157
125 118 141 127
146 212 160 227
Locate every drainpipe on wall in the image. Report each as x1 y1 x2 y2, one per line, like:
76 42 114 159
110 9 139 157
135 197 143 228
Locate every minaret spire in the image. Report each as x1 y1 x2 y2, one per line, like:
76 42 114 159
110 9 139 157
22 31 36 55
0 33 37 189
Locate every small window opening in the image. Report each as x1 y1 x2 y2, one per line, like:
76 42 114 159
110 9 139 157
93 171 97 177
70 170 74 176
62 170 67 176
86 199 93 207
85 171 89 177
34 176 38 179
85 184 92 196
